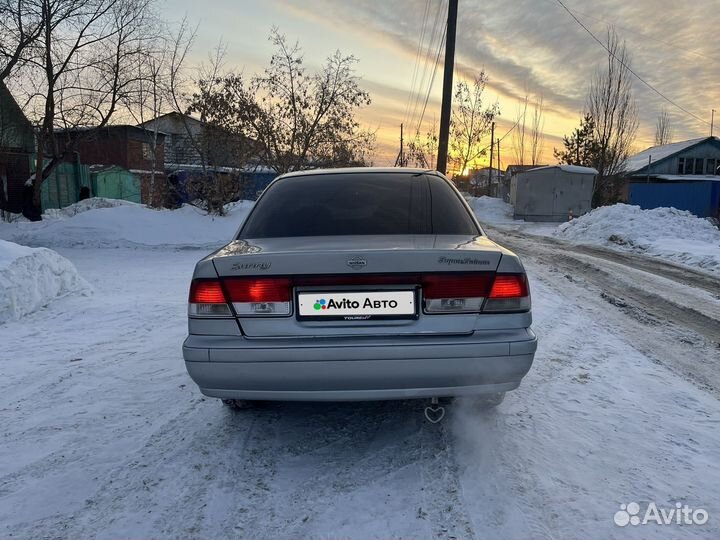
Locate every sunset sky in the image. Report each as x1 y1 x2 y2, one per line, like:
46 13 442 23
165 0 719 169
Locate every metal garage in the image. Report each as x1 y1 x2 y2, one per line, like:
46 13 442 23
510 165 597 222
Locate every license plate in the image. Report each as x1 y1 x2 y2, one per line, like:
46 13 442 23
297 290 416 319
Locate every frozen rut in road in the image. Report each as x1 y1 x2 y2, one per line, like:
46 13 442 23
1 244 719 539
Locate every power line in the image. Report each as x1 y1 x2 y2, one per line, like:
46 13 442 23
403 0 431 128
550 1 720 63
408 0 446 134
414 20 446 138
474 117 521 158
555 0 711 126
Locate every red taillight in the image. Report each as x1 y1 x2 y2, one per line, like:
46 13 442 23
484 274 530 312
422 274 494 299
224 278 291 302
189 280 226 303
489 274 528 298
188 279 232 317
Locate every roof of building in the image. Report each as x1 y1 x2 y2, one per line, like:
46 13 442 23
0 81 35 152
505 164 544 175
527 164 599 175
138 111 205 129
59 124 167 137
625 136 720 173
648 174 720 183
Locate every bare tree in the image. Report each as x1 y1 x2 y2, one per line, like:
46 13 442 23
189 28 374 176
0 0 44 82
586 27 638 204
406 118 438 169
654 108 673 146
125 35 169 207
171 33 261 214
510 93 544 167
5 0 157 219
448 70 500 175
123 16 200 208
530 95 545 166
512 94 528 166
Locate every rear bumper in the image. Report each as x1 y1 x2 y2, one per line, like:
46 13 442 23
183 330 537 401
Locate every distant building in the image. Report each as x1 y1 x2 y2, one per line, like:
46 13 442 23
0 81 34 214
510 165 597 222
467 167 502 196
138 112 250 171
139 112 275 203
624 136 720 218
61 125 166 204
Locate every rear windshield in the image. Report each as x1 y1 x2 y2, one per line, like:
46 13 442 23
238 172 480 238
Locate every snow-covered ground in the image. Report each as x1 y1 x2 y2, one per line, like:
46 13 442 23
469 196 720 275
555 204 720 274
0 199 252 249
1 199 719 539
469 196 572 237
0 239 90 323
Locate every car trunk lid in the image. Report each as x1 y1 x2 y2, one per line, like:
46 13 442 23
211 235 505 337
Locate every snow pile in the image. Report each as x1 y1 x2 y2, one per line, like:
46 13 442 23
468 196 515 225
0 200 254 249
0 239 91 323
43 197 136 219
555 204 720 273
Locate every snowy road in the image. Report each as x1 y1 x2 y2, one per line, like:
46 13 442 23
1 239 719 540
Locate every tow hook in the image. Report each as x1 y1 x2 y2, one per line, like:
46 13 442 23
424 397 446 423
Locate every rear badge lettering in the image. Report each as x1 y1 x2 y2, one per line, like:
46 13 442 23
438 256 490 266
231 262 271 271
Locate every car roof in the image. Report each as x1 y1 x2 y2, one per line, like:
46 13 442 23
277 167 445 180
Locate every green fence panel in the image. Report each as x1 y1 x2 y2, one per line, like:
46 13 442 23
92 169 141 203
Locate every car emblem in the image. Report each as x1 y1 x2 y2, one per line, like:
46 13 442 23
346 256 367 270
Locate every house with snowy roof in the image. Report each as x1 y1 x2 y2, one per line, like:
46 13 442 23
624 136 720 218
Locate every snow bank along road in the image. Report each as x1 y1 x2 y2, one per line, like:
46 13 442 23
1 237 719 539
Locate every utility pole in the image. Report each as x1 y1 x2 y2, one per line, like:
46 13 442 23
436 0 459 175
497 138 501 184
488 121 495 190
712 109 716 137
394 123 405 167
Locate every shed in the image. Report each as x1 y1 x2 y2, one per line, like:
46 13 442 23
510 165 597 221
90 165 141 203
40 159 91 210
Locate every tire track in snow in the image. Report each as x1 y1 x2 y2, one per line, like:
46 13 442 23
492 229 720 397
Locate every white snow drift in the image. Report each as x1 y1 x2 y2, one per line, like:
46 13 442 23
555 203 720 273
0 239 90 323
0 198 253 249
42 196 136 219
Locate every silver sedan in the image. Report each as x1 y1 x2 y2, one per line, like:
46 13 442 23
183 168 537 407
